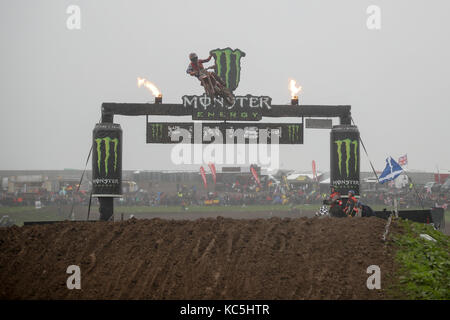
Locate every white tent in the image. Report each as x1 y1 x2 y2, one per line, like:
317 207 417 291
286 173 315 182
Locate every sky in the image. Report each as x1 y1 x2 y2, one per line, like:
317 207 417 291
0 0 449 173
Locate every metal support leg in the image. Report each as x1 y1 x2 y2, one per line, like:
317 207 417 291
99 197 114 221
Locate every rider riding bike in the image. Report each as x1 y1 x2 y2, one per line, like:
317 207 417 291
186 52 226 87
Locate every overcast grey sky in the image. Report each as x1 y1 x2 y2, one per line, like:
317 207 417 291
1 0 449 173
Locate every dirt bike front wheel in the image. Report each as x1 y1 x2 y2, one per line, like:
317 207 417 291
202 81 215 100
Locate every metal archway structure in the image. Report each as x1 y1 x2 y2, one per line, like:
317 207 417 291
92 101 359 220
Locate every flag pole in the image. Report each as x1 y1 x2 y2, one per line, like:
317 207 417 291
86 191 93 221
402 169 425 210
399 155 425 210
351 117 379 182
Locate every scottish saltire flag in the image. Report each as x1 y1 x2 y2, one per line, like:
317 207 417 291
379 156 404 184
398 154 408 166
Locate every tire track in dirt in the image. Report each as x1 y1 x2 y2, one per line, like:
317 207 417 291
0 217 400 299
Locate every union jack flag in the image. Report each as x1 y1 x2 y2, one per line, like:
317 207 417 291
398 154 408 166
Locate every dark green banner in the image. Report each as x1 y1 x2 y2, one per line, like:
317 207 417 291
146 122 303 144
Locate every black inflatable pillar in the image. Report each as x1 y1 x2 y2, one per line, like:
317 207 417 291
330 125 360 198
92 122 122 221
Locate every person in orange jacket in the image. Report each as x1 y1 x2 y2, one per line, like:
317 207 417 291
324 185 345 217
344 190 358 217
327 185 342 208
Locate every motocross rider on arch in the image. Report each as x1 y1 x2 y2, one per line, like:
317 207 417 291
186 52 234 105
186 52 225 86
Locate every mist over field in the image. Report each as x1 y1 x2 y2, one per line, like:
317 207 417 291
0 0 449 173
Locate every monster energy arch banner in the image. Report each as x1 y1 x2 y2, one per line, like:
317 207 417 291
183 94 271 121
330 125 360 196
92 123 122 197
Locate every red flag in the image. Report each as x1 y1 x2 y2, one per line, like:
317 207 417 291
312 160 317 181
208 163 217 185
200 166 208 189
250 166 261 187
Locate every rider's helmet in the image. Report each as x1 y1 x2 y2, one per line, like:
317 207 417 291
189 53 198 62
348 190 355 196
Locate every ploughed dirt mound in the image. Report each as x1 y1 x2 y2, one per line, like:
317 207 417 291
0 217 399 299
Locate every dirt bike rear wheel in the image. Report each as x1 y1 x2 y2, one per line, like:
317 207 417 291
220 87 235 106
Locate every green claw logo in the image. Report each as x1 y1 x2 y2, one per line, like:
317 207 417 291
151 124 163 140
288 125 300 142
95 137 119 175
210 48 246 92
334 139 358 177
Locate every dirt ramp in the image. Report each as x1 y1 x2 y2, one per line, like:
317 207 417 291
0 217 397 299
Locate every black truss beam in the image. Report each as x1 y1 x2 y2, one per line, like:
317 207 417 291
101 103 352 125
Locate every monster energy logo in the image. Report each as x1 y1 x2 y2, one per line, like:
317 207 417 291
287 125 300 142
95 137 119 175
151 124 163 140
334 139 358 177
210 48 246 91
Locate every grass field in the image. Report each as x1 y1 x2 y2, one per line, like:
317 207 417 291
389 219 450 299
0 204 315 226
0 204 449 227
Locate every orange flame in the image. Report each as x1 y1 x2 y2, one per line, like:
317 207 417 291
289 79 302 98
137 77 162 97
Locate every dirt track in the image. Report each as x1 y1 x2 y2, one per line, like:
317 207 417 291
112 208 316 221
0 216 399 299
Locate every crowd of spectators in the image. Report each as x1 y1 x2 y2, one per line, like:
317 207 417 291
1 178 449 211
0 188 90 207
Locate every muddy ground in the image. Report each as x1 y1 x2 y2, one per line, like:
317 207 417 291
111 208 316 221
0 215 401 299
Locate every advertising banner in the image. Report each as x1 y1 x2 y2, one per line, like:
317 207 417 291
92 123 122 197
146 122 303 144
330 125 360 196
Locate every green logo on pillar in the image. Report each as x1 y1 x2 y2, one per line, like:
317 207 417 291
335 139 358 177
210 48 246 92
151 124 163 140
95 137 119 175
287 124 300 142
